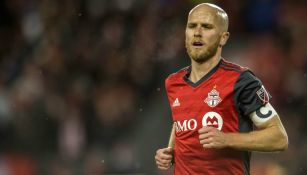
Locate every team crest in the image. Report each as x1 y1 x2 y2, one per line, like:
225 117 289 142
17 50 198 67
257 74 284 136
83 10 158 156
205 86 222 107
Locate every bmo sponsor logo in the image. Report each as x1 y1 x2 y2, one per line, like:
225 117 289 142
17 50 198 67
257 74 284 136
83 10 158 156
175 112 223 132
175 119 197 132
202 112 223 130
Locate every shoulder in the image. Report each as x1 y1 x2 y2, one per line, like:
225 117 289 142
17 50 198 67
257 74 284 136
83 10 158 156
219 59 260 85
220 58 249 73
165 66 190 84
235 70 262 88
233 69 271 115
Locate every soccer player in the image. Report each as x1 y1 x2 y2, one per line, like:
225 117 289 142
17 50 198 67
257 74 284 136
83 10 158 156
155 3 288 175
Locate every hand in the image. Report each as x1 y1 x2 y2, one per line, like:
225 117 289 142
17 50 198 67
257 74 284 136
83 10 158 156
155 147 174 170
198 126 228 149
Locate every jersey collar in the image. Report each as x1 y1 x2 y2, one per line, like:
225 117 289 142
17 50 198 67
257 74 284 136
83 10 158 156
183 59 222 87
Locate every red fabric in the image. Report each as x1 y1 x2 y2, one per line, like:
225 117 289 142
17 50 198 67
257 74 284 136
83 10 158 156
7 154 36 175
165 59 247 175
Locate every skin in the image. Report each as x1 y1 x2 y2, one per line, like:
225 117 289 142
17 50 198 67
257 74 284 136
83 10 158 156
198 116 288 151
185 3 229 83
155 3 288 170
155 123 175 170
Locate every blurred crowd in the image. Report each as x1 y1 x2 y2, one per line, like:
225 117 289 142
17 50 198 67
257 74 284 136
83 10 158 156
0 0 306 174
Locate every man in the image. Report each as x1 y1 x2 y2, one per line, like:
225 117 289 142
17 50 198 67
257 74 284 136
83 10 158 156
155 3 288 175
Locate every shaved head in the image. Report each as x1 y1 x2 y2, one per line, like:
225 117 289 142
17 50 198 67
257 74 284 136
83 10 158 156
189 3 229 32
185 3 230 63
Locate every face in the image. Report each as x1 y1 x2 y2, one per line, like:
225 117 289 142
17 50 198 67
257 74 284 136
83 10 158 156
185 8 224 63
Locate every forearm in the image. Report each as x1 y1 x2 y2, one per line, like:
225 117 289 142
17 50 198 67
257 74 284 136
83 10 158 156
225 117 288 152
168 123 175 148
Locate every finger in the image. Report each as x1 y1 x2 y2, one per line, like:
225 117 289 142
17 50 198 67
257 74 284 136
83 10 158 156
157 164 171 170
163 147 174 154
156 161 172 169
160 152 173 159
156 150 173 159
199 137 212 145
199 132 211 140
156 160 171 166
157 148 172 155
156 158 172 164
156 153 173 160
198 126 215 134
155 155 173 166
202 143 214 149
198 127 209 134
199 129 216 140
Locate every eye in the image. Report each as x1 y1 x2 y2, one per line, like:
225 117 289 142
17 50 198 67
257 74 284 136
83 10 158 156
202 24 214 29
187 23 196 28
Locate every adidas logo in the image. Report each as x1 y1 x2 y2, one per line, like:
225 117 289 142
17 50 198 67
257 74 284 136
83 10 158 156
172 98 180 107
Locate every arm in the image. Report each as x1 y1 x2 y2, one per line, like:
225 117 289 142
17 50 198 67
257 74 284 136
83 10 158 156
227 102 288 151
155 123 175 170
199 103 288 152
168 123 176 148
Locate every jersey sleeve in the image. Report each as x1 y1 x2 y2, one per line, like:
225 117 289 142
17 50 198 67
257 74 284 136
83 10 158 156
234 71 272 116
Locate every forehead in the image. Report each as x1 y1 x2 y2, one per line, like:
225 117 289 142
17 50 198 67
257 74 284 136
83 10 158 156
188 8 218 24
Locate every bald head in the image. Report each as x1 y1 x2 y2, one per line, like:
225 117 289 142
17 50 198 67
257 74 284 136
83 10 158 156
188 3 229 32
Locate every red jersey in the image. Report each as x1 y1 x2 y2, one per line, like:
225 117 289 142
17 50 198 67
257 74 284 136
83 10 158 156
165 58 270 175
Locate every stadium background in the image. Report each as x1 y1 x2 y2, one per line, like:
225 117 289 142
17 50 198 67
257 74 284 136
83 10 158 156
0 0 306 174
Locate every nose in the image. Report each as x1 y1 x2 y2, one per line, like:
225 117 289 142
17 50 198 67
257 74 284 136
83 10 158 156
194 27 202 37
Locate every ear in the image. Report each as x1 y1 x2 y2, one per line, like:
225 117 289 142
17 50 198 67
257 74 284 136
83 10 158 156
219 32 230 47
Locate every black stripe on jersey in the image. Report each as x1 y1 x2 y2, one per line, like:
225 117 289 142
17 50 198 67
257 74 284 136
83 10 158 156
220 63 240 69
221 59 243 69
242 151 251 175
221 59 248 71
221 62 241 69
219 65 246 73
168 66 190 78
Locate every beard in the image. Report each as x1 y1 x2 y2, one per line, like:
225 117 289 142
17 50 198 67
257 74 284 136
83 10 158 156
186 36 221 64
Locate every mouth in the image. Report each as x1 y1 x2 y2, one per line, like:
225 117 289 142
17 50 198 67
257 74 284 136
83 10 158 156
192 41 204 47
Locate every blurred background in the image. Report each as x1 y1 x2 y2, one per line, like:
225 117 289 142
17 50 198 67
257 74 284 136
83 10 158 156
0 0 306 174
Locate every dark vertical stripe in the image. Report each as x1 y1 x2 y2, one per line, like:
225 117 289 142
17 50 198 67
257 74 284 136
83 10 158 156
234 71 254 175
242 151 251 175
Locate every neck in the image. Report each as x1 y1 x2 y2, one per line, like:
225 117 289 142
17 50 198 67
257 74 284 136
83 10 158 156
189 52 221 83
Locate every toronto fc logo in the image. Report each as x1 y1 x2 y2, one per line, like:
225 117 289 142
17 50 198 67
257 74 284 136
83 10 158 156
205 86 222 107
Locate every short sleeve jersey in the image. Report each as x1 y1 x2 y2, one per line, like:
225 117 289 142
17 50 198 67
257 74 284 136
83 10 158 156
165 58 271 175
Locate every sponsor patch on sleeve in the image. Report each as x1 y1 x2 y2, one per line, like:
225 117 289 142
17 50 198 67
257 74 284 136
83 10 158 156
256 85 270 104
